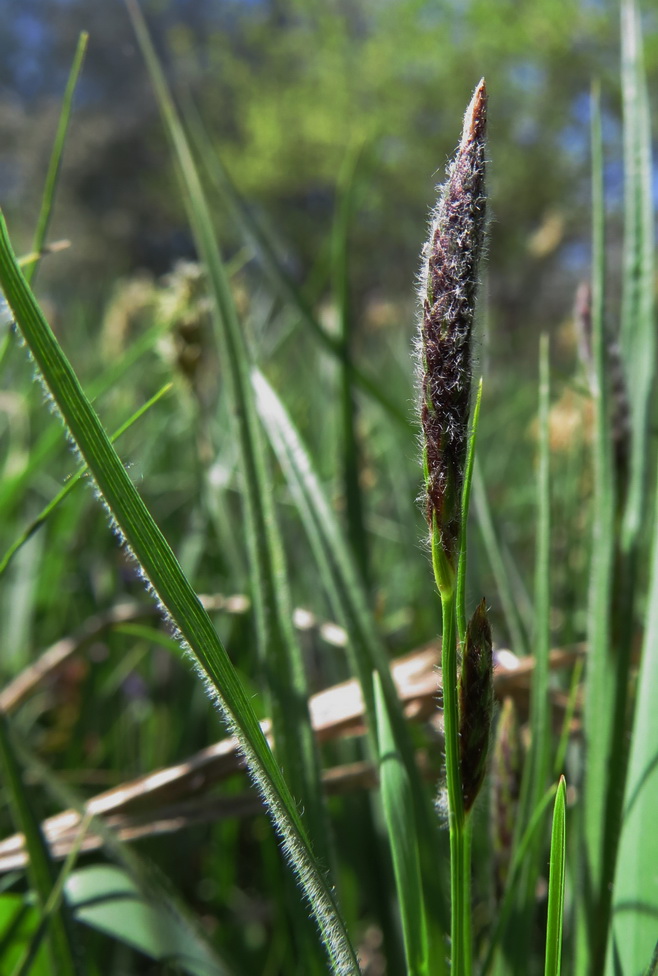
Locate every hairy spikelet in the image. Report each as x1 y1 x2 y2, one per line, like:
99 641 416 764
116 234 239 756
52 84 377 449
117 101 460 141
418 79 487 588
458 599 493 812
490 696 523 902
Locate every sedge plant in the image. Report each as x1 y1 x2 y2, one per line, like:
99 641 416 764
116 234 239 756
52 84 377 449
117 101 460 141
417 79 493 976
1 2 658 974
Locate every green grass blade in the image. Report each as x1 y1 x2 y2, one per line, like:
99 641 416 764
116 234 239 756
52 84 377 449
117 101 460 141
642 943 658 976
0 315 170 520
596 11 657 971
530 334 552 801
498 337 552 971
67 866 223 976
553 656 584 779
0 216 358 975
11 814 92 976
577 82 618 974
0 715 80 976
619 0 655 550
26 32 88 288
606 463 658 974
332 143 370 586
253 369 448 964
374 671 429 976
12 739 233 976
472 459 527 656
457 378 483 643
480 783 558 976
544 776 567 976
0 383 172 576
253 369 383 731
125 5 332 906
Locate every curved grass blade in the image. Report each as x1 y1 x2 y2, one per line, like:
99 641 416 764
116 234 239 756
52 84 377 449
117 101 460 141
0 715 80 976
0 217 359 976
374 672 429 976
253 369 448 965
544 776 567 976
66 865 223 976
0 383 173 576
26 32 88 288
123 1 330 894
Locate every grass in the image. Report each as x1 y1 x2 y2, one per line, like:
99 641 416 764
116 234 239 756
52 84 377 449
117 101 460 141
0 0 656 974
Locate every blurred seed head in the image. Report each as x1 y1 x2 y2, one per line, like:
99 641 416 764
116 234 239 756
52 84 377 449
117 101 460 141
458 598 493 813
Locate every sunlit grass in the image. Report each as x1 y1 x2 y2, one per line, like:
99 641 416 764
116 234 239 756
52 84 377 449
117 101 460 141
0 1 655 974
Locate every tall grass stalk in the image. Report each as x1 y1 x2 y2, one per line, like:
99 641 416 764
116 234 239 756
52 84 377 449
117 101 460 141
418 80 488 976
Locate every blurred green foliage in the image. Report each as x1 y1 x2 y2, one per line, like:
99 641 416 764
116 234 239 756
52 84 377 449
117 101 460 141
2 0 655 360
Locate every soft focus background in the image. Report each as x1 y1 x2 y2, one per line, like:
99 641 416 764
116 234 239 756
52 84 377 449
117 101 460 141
3 1 653 349
0 2 656 973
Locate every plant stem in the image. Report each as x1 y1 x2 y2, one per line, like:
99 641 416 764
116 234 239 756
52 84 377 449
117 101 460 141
463 819 473 976
440 586 467 976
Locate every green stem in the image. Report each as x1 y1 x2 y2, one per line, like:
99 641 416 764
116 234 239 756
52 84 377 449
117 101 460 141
440 586 467 976
462 818 473 976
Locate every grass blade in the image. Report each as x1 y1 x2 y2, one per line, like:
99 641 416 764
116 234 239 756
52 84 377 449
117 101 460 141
642 943 658 976
619 0 655 550
124 0 331 902
0 315 171 520
472 460 528 656
0 383 173 576
0 213 358 975
577 82 618 975
606 448 658 973
0 715 80 976
26 32 88 288
332 143 370 586
374 671 428 976
509 338 552 964
253 368 449 962
481 783 558 976
529 334 552 802
457 378 483 643
12 738 233 976
544 776 567 976
11 814 92 976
